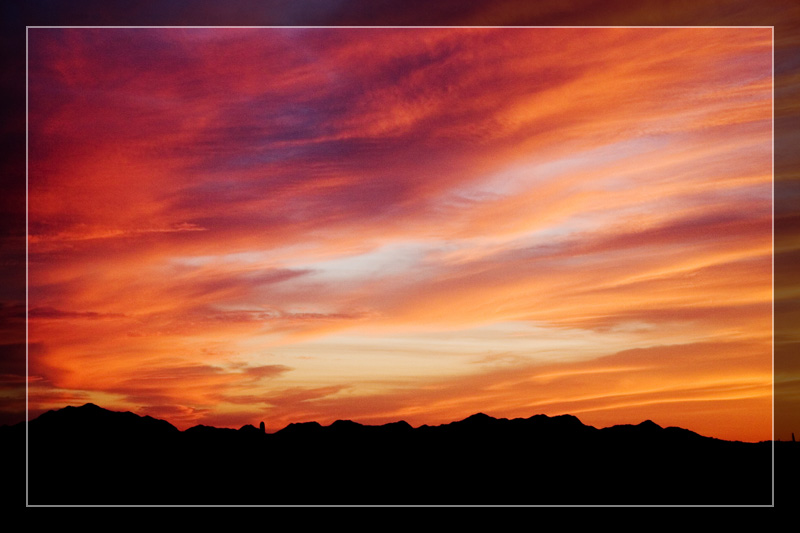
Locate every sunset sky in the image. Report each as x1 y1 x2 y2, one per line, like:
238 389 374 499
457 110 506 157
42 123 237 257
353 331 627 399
25 27 773 441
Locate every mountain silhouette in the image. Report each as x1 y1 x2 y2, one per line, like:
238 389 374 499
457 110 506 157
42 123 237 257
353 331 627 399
3 403 791 506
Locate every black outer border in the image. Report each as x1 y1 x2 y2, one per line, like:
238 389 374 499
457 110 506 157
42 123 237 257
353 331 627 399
3 0 797 513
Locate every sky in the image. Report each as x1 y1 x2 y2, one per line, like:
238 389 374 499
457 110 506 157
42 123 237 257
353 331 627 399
24 27 773 441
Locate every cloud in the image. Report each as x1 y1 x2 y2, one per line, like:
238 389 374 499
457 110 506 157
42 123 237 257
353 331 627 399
262 385 351 407
28 307 127 320
242 364 293 381
24 27 773 441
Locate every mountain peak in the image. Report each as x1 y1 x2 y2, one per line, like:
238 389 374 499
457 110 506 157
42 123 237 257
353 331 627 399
638 420 662 430
330 419 363 428
276 420 323 436
462 412 495 423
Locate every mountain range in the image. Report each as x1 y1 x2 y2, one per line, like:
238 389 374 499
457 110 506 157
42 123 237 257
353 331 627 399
3 403 793 506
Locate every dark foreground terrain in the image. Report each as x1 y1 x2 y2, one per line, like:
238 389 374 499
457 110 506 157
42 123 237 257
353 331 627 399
2 403 793 506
